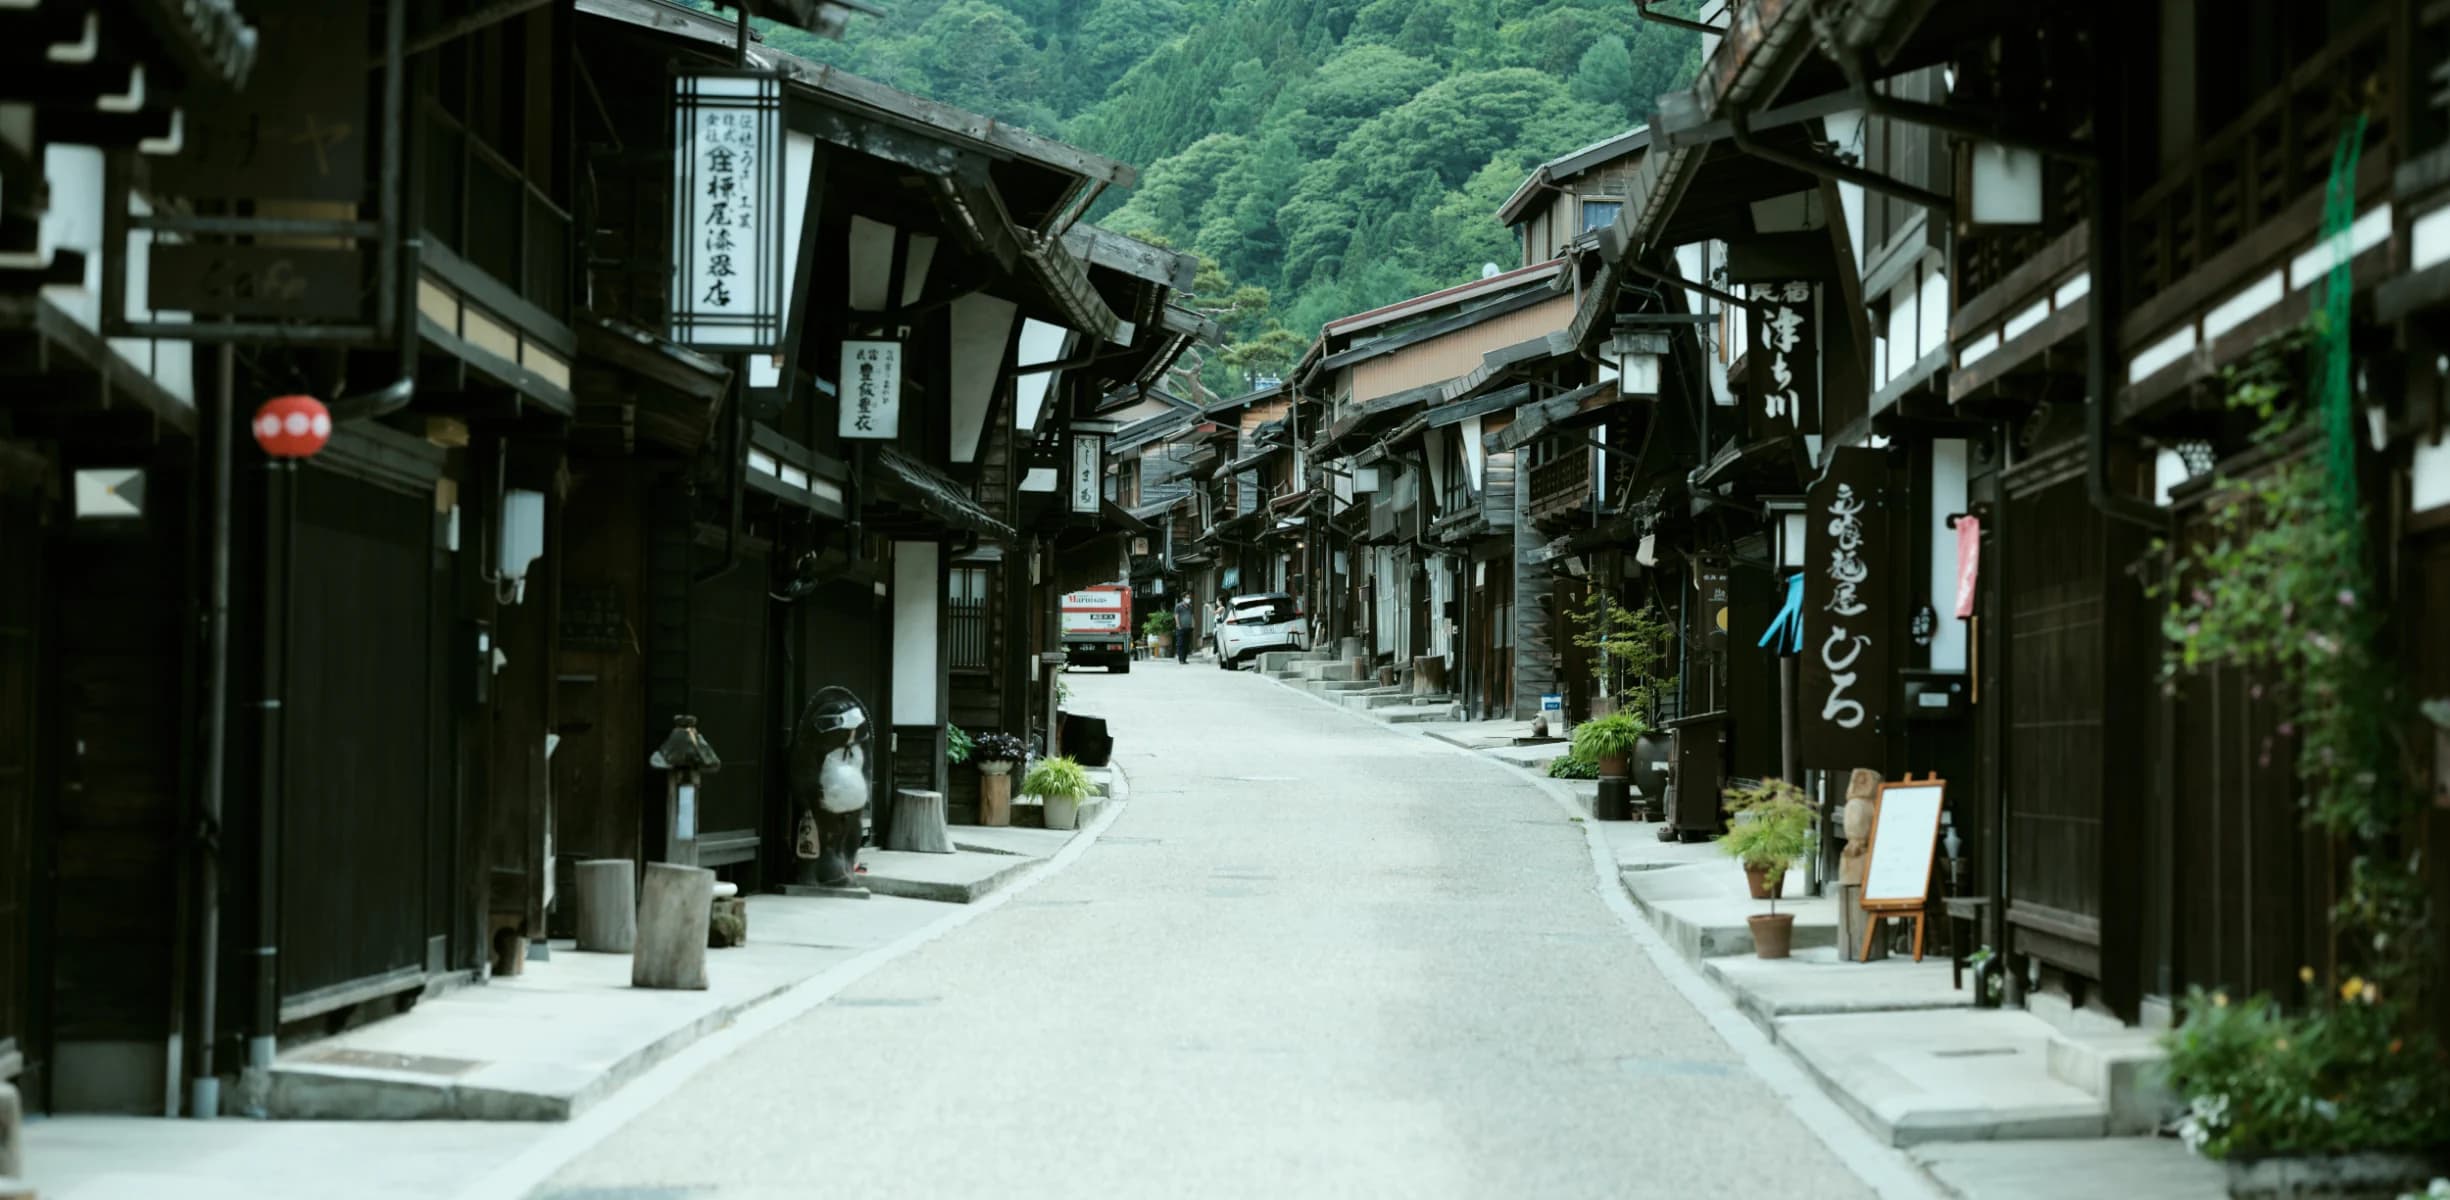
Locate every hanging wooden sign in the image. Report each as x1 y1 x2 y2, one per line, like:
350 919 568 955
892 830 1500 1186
1801 446 1890 769
838 340 903 439
1748 281 1819 439
1857 775 1946 961
1070 435 1105 514
670 70 787 352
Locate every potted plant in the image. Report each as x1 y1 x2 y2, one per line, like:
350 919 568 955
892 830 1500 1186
972 732 1027 826
1023 755 1094 831
1719 779 1814 957
1142 609 1177 659
1571 592 1678 800
1570 710 1648 778
946 723 974 767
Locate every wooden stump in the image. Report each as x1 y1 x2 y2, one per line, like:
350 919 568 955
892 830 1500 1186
574 859 636 953
1410 655 1447 696
978 771 1013 826
0 1080 20 1180
887 788 954 853
632 862 714 990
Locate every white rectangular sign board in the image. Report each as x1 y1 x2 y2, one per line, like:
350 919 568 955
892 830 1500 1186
839 340 903 439
1862 782 1945 904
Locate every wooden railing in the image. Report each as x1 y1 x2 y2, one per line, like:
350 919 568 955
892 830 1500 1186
1528 448 1593 520
2125 8 2391 304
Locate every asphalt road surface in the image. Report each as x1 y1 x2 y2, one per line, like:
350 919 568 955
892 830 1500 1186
534 659 1878 1199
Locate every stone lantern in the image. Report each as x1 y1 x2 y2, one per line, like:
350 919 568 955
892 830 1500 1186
649 715 721 866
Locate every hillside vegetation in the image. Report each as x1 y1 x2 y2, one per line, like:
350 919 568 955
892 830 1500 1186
693 0 1701 396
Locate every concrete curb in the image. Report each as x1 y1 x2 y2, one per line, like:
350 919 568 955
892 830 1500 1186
455 769 1130 1199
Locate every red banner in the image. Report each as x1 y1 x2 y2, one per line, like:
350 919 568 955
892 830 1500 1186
1953 516 1982 619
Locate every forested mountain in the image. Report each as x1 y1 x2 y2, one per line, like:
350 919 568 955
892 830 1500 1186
693 0 1701 395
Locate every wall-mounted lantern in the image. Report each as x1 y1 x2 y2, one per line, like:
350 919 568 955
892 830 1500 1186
1762 494 1807 571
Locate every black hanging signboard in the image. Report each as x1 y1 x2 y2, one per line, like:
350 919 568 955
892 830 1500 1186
1748 282 1819 440
1800 446 1889 769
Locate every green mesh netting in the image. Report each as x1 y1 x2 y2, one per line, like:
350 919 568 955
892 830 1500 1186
2318 113 2367 550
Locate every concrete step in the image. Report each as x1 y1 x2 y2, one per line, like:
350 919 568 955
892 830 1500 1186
1315 680 1375 693
1294 661 1359 682
1774 1009 2110 1147
2047 1028 2175 1135
1619 862 1839 960
1378 706 1452 725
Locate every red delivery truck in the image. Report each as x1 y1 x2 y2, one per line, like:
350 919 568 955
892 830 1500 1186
1060 584 1133 673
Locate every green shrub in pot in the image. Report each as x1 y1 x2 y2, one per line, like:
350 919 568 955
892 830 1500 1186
1569 711 1648 767
1024 755 1094 831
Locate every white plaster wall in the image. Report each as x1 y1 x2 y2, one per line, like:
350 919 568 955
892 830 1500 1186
1928 439 1968 671
891 541 941 726
749 128 816 390
948 293 1018 463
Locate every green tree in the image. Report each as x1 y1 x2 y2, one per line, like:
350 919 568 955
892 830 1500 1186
1570 35 1640 119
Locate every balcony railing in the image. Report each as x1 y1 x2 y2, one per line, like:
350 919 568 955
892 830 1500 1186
1527 447 1593 520
2125 8 2390 306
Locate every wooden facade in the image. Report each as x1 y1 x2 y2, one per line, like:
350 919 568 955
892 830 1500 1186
0 0 1196 1116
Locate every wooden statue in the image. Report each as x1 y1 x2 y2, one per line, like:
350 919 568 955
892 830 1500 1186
1839 767 1888 961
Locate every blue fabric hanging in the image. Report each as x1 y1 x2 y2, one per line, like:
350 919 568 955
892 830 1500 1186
1758 571 1805 657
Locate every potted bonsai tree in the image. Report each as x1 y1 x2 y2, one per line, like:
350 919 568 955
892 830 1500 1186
972 732 1027 826
1569 710 1648 778
1719 779 1814 957
1023 754 1094 831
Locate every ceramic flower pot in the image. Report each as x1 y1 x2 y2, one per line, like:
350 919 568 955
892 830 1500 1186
1744 863 1785 899
1042 792 1081 831
1748 913 1795 959
1598 752 1630 778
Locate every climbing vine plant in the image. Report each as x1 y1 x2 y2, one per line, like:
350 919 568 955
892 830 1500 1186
2150 116 2445 1161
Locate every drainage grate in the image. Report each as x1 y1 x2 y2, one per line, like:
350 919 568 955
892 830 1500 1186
829 996 941 1008
1929 1047 2020 1058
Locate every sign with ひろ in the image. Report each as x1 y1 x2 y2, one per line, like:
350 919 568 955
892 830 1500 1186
1801 446 1890 769
838 341 903 439
669 71 786 352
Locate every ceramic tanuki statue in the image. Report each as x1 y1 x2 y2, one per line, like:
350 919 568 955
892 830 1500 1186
789 687 873 888
1839 767 1888 961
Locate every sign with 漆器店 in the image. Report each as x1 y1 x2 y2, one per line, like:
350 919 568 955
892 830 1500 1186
1801 447 1889 769
1070 435 1105 514
669 71 786 353
838 341 902 439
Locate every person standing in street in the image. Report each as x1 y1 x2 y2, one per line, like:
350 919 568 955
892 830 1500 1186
1173 596 1196 664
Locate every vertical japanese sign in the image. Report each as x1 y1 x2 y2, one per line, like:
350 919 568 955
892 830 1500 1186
1801 447 1889 769
838 340 903 439
1691 560 1731 653
670 72 785 352
1748 282 1819 440
1070 435 1105 514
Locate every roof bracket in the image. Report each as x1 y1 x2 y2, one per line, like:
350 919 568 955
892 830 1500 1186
1633 0 1726 36
1730 109 1952 214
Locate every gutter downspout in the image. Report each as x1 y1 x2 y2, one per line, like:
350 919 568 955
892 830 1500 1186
2084 106 2167 532
188 344 235 1119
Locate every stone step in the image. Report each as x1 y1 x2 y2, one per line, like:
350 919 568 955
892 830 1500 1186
1774 1009 2111 1147
1379 706 1454 725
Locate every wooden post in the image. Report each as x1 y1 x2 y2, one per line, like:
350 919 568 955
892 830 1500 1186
632 863 713 990
574 859 636 953
978 770 1013 826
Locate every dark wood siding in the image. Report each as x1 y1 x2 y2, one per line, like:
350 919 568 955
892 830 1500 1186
279 465 437 1009
47 478 186 1065
0 496 39 1084
687 543 770 882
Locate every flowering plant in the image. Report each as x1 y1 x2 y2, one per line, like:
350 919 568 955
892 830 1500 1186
972 732 1027 765
2163 979 2449 1160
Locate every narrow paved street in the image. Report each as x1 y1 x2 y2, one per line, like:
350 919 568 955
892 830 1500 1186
537 660 1878 1199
